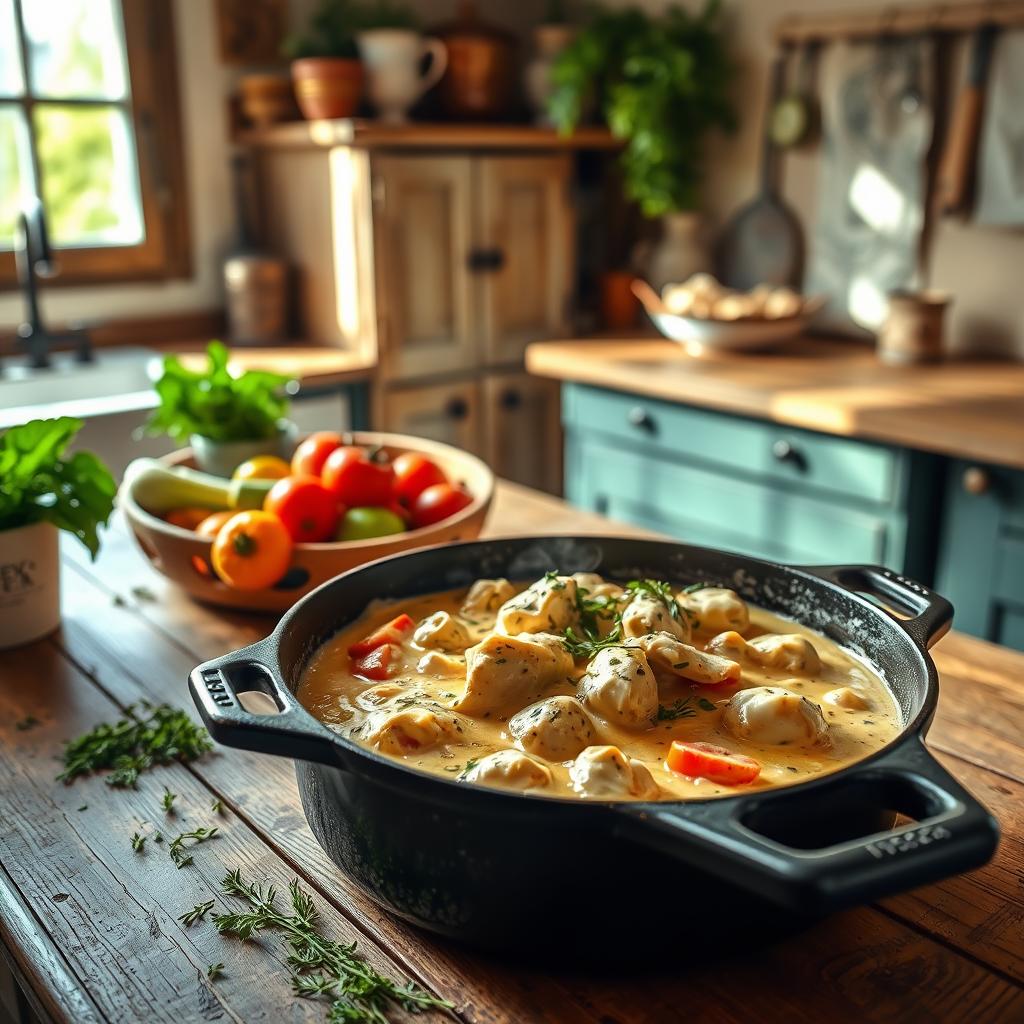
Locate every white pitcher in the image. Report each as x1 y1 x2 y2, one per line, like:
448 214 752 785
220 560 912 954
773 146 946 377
357 29 448 124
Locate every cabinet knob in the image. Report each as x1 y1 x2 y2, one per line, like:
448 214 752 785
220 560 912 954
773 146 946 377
628 406 656 433
467 248 505 272
772 439 807 470
500 389 522 411
963 466 990 495
445 397 469 421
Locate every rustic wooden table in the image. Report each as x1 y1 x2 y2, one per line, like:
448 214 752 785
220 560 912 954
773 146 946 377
2 481 1023 1024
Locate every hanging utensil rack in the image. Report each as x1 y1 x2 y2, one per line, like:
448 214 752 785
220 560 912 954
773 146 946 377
776 1 1024 43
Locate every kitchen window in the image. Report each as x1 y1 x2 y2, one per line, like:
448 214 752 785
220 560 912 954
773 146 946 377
0 0 188 286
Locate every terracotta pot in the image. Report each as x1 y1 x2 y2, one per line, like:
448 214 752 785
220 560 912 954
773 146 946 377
291 58 364 120
239 73 299 127
433 1 515 120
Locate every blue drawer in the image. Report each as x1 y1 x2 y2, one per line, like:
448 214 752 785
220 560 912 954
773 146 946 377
563 384 900 507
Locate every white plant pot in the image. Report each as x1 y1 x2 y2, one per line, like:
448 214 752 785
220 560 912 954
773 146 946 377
0 521 61 650
190 420 299 479
646 211 711 293
524 24 576 126
356 29 448 124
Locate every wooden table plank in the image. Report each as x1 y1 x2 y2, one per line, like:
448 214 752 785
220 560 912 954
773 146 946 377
0 643 447 1024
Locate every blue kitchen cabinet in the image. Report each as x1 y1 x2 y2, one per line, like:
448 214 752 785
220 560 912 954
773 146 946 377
562 383 941 579
936 460 1024 648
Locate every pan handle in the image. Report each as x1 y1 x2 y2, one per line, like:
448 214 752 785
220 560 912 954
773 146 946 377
798 563 953 650
189 640 342 767
619 735 998 914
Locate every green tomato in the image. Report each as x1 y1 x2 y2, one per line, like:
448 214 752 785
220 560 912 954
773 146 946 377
337 506 406 542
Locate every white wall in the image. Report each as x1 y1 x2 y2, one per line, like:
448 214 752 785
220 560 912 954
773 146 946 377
617 0 1024 358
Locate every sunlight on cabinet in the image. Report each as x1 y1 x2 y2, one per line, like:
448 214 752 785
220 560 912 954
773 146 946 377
382 380 484 457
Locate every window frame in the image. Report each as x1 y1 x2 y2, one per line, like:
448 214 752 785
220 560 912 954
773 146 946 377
0 0 190 289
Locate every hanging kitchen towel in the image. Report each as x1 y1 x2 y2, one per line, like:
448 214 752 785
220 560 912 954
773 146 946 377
806 38 935 333
975 30 1024 225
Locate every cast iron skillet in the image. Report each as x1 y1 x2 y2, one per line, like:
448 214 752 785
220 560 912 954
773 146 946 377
189 537 999 951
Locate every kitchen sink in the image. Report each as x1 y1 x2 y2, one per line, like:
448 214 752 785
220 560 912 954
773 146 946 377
0 347 164 429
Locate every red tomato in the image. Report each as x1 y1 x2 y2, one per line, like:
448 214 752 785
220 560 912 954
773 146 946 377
392 452 447 506
264 475 341 543
667 741 761 785
291 431 343 478
411 483 473 528
322 446 394 507
352 643 396 680
348 613 415 657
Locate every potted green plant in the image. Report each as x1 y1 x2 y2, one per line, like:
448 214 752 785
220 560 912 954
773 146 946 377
0 417 116 649
548 2 735 288
143 341 297 478
285 0 365 120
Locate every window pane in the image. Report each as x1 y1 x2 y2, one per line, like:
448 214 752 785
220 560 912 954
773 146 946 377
0 104 30 249
0 0 23 96
34 104 143 247
22 0 128 100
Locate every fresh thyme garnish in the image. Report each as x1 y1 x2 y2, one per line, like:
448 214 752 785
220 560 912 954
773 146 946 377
457 757 479 779
626 579 682 620
698 697 717 712
211 798 224 815
562 622 624 659
543 570 567 590
15 715 40 731
206 962 225 980
682 582 709 594
77 804 88 812
58 702 213 788
656 699 697 721
180 900 215 927
131 831 146 852
162 787 177 813
169 827 218 869
131 585 157 603
212 868 452 1021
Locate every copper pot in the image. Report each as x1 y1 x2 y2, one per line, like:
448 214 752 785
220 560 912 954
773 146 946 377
291 58 363 120
433 1 515 120
239 73 300 127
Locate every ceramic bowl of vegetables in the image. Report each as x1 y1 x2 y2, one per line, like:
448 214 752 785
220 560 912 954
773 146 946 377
120 432 494 612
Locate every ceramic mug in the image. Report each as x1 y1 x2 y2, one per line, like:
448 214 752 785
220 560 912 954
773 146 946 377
0 521 60 650
356 29 447 123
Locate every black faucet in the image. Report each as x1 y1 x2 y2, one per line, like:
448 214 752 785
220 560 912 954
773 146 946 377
14 198 92 369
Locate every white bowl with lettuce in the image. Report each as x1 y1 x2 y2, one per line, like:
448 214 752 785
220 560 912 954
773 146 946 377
142 341 299 478
0 417 116 649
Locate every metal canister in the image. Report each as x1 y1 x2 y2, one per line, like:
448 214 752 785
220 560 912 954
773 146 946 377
224 253 290 344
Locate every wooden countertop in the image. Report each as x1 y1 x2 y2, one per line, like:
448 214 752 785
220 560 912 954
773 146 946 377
527 337 1024 470
2 482 1022 1023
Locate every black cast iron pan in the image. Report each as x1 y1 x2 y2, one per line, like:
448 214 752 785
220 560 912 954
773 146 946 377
189 537 998 951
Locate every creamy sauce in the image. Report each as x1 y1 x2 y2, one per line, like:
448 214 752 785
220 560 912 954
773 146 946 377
298 577 901 801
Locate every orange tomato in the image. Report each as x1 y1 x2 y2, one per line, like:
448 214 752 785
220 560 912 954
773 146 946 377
666 741 761 785
232 455 291 482
210 511 293 591
195 510 236 538
164 507 214 531
291 431 343 477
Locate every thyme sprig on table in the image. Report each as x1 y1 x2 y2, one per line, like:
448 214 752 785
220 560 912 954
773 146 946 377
212 868 452 1023
168 827 219 869
57 702 212 788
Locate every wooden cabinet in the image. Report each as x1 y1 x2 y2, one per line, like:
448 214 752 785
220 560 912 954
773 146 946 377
382 379 484 457
936 460 1024 650
562 383 941 576
482 372 562 494
373 152 573 381
372 156 476 381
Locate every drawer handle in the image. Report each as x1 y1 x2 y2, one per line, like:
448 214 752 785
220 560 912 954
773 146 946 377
467 247 505 272
500 389 522 411
962 466 990 495
445 397 469 421
628 406 656 433
772 439 807 471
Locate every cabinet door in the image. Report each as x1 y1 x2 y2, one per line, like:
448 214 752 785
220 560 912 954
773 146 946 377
372 156 476 381
936 460 1024 650
476 156 574 368
482 372 562 495
381 380 484 457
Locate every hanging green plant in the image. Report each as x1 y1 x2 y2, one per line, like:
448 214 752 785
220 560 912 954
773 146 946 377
548 2 736 217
